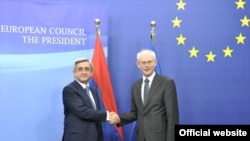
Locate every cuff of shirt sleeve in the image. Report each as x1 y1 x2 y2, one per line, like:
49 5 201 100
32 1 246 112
106 111 109 121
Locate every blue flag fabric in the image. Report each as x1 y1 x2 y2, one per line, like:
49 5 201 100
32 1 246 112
150 42 162 74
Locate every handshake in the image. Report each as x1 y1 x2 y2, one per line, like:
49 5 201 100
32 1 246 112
108 112 120 124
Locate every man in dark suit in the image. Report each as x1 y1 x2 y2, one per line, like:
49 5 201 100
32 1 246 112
115 49 179 141
62 58 118 141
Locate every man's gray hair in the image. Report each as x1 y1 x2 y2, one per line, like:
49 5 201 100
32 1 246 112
136 49 156 61
74 57 93 71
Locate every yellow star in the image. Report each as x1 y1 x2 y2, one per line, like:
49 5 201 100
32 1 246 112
176 34 187 45
171 16 182 28
235 0 246 9
235 33 246 44
206 51 216 62
241 15 250 27
189 46 199 58
223 46 233 57
176 0 187 10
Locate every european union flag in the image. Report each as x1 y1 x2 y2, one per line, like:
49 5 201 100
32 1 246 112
168 0 250 124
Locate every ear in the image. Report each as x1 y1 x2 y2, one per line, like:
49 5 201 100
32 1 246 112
89 71 93 77
136 61 140 68
154 60 157 67
73 70 76 77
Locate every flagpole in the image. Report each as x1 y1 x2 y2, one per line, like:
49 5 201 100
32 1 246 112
150 20 156 45
150 20 161 74
95 18 101 36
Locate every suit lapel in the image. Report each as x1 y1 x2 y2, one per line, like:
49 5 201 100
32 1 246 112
72 81 96 109
134 79 144 109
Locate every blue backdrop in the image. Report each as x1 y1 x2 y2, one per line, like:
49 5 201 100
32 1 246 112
0 0 108 141
0 0 250 141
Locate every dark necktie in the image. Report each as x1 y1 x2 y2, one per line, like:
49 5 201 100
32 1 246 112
86 86 96 110
144 78 149 105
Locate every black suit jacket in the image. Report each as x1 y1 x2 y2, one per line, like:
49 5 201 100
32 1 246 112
62 80 107 141
119 74 179 141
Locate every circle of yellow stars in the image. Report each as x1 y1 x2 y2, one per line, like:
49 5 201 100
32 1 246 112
172 0 249 62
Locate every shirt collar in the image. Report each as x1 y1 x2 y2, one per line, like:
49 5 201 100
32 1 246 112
143 71 155 83
75 79 89 89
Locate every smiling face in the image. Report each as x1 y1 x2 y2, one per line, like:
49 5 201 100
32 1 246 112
73 59 93 84
136 50 157 77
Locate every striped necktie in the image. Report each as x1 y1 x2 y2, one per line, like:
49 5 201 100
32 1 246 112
86 86 96 110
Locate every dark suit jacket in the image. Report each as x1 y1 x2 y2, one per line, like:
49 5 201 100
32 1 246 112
119 74 179 141
62 80 107 141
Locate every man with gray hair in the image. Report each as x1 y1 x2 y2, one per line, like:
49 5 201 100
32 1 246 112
62 58 119 141
114 49 179 141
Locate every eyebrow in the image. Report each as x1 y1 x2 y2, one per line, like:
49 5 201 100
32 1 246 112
77 67 90 70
